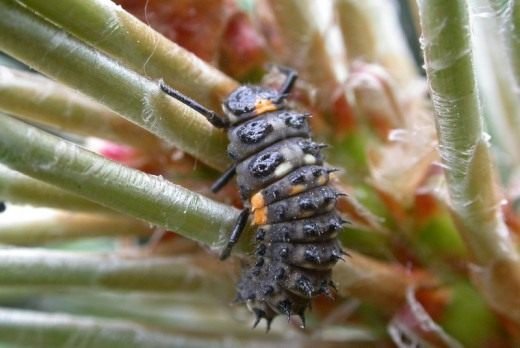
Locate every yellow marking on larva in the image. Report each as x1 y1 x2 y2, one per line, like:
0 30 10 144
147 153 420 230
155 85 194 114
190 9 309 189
289 184 306 195
303 154 316 164
253 208 268 225
250 192 265 209
274 162 293 177
254 99 278 115
317 175 328 186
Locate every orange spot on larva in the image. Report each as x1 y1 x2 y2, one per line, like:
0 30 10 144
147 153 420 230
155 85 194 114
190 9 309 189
254 99 277 114
253 208 268 225
251 192 265 209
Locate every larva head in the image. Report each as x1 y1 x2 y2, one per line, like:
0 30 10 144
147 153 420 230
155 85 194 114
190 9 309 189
223 85 285 125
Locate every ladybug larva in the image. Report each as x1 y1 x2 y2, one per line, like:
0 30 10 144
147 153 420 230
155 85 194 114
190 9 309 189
160 66 347 330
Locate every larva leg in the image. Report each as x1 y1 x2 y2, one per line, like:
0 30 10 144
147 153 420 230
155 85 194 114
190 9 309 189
276 66 298 96
159 80 229 128
220 208 250 260
211 164 236 193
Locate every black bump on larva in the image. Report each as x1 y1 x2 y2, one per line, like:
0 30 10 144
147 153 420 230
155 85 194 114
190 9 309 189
282 111 306 129
274 204 287 220
237 120 274 144
312 168 324 178
274 268 286 281
277 300 292 316
255 228 266 241
263 285 275 297
296 277 313 297
298 139 321 155
290 172 306 185
249 151 284 178
304 246 320 263
279 247 289 258
298 197 317 210
255 258 265 267
223 73 347 330
303 223 317 237
256 244 267 256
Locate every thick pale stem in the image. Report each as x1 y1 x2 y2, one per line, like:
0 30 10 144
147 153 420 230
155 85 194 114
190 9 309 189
18 0 237 111
512 1 520 83
418 0 520 324
0 0 229 170
0 248 234 293
0 67 161 151
0 212 151 246
0 114 238 250
418 0 518 263
468 0 520 176
0 307 280 348
335 0 418 85
0 165 108 213
264 0 345 106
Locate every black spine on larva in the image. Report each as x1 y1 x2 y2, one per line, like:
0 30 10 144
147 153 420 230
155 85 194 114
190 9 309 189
224 84 346 328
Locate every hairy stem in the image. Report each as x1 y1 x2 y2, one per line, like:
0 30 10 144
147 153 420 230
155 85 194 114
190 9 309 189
0 66 161 151
0 307 285 348
0 0 229 170
0 114 239 251
418 0 518 263
335 0 418 85
0 212 151 246
0 248 234 293
0 165 108 213
468 0 520 178
418 0 520 324
18 0 238 111
264 0 344 107
510 0 520 90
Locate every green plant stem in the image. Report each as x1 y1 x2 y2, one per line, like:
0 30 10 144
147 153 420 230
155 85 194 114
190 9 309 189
0 0 229 170
335 0 418 85
0 114 239 251
419 0 520 325
418 0 518 264
0 212 151 246
0 307 286 348
512 0 520 86
265 0 343 107
31 292 281 338
468 0 520 181
18 0 238 112
0 248 234 293
0 165 108 213
0 66 161 151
